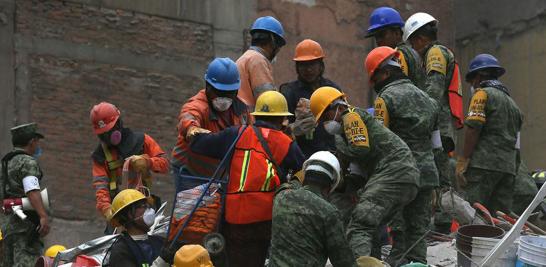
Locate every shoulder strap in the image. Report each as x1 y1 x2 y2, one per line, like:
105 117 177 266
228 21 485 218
1 150 29 200
252 126 282 176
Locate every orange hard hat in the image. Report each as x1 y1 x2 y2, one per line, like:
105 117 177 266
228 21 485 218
90 102 121 134
364 46 399 81
310 86 345 122
293 39 325 61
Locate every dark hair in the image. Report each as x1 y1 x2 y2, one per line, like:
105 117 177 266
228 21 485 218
251 30 273 46
410 22 437 41
466 68 501 82
12 136 35 148
303 170 332 188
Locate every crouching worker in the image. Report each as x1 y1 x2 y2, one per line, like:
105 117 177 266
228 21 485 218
190 91 305 267
269 151 357 267
105 189 165 267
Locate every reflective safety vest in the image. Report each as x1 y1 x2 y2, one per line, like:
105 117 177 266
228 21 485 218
225 126 291 224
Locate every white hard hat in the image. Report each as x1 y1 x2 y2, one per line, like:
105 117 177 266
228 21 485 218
403 12 437 42
302 151 341 192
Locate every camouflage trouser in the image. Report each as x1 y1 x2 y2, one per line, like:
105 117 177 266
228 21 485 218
2 232 43 267
433 149 455 231
387 187 433 266
463 167 515 215
512 163 538 215
347 183 418 258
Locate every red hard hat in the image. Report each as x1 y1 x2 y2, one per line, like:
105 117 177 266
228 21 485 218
293 39 325 61
90 102 120 134
364 46 399 81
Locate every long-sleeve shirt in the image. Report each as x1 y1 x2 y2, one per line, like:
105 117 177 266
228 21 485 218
92 133 168 214
191 121 305 177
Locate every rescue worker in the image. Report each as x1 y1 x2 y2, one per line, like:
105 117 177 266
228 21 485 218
456 54 522 215
366 6 425 88
171 57 249 191
270 151 357 267
404 12 462 188
366 47 440 265
309 87 419 259
90 102 169 228
404 12 463 233
280 39 341 157
190 91 305 267
106 189 164 266
237 16 286 108
513 161 538 215
1 123 50 267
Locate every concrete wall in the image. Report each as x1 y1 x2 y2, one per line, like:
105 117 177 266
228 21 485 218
456 1 546 169
259 0 455 108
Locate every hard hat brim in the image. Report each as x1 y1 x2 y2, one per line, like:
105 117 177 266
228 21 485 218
205 78 240 92
93 117 119 135
293 55 324 62
465 66 506 81
365 23 404 38
250 111 293 116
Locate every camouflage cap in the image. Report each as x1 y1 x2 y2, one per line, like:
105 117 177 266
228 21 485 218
11 122 44 146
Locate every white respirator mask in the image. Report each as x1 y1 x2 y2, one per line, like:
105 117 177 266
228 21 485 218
141 208 156 227
212 97 233 112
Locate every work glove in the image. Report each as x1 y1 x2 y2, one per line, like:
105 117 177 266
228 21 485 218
186 126 211 142
356 256 385 267
102 206 113 220
456 157 470 189
290 98 316 136
128 155 151 174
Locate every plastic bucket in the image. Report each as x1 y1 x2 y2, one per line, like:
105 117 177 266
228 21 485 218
517 236 546 267
470 237 517 267
456 225 505 267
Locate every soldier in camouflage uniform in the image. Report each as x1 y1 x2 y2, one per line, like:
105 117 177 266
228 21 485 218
1 123 50 267
366 46 440 265
309 87 419 259
404 12 463 232
366 6 426 89
512 160 538 215
270 151 357 267
456 54 522 215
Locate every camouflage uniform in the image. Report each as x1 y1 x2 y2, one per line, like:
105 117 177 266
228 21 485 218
397 43 426 89
512 161 538 215
1 123 45 267
270 181 357 267
422 43 460 231
335 107 419 258
374 78 439 264
463 80 522 214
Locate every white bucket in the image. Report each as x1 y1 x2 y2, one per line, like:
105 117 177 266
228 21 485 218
518 236 546 267
470 237 517 267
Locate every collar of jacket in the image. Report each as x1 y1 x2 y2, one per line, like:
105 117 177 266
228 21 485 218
480 79 510 96
208 97 247 121
249 46 269 59
253 120 282 130
374 73 410 94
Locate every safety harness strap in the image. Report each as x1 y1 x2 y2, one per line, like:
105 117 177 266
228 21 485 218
101 143 122 194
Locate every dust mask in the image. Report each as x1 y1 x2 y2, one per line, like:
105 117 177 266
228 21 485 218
33 146 42 158
324 121 342 135
110 130 122 146
212 97 233 112
141 208 156 227
470 86 475 95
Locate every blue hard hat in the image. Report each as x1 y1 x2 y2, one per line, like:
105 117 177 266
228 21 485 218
466 54 506 80
366 7 404 37
250 16 286 46
205 58 240 91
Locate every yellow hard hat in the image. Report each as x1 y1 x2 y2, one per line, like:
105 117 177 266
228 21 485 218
109 189 146 226
251 91 293 117
173 245 214 267
309 86 345 122
45 244 66 258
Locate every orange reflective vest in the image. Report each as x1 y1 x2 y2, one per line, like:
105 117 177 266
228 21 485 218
449 63 464 129
225 126 291 224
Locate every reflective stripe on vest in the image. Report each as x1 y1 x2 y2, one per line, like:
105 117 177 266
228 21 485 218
101 143 122 192
225 126 291 224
